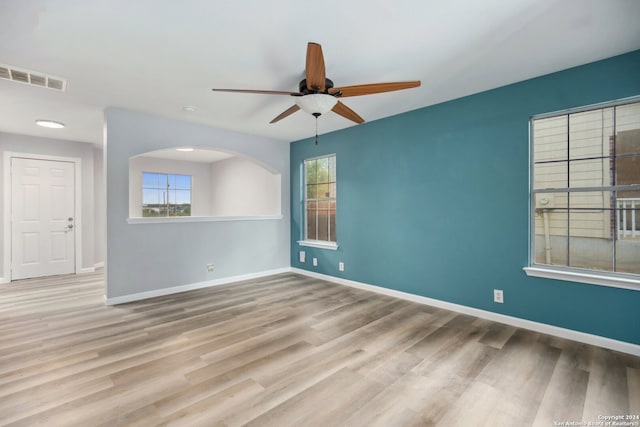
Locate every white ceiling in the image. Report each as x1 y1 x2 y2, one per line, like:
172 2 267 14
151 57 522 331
1 0 639 146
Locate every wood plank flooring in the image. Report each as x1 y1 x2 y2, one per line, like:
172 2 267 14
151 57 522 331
0 271 638 426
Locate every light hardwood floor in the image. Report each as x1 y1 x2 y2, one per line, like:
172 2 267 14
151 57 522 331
0 271 638 426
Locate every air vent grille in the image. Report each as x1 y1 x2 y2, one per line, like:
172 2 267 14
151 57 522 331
0 64 67 92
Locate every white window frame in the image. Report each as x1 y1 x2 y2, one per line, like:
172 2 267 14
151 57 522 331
298 154 338 250
524 96 640 291
141 172 192 218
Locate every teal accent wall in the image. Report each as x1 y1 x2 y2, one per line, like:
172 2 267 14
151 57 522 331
290 50 640 345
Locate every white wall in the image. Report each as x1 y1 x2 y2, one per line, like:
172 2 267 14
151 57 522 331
210 156 281 216
128 156 212 217
94 146 105 266
105 108 290 300
0 132 101 281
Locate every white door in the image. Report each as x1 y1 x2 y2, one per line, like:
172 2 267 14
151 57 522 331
11 157 76 280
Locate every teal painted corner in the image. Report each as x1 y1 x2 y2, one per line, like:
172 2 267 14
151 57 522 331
290 50 640 345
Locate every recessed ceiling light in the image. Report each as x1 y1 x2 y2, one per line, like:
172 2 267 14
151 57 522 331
176 147 194 152
35 119 65 129
182 106 196 112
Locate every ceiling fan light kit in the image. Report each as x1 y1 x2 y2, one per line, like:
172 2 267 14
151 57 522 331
295 94 337 115
212 42 420 143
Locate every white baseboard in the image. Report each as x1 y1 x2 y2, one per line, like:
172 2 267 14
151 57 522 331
291 268 640 357
0 277 9 284
105 267 291 305
94 262 104 269
78 267 95 274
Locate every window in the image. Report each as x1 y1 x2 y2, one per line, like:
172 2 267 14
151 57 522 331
303 155 336 246
142 172 191 217
529 98 640 283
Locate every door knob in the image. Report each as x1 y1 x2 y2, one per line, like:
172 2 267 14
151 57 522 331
68 224 74 229
68 217 74 221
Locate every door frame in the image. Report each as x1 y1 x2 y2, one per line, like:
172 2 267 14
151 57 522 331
2 152 83 283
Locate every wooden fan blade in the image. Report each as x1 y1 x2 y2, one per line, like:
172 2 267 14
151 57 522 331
270 105 300 124
332 101 365 124
212 88 301 96
329 81 421 97
305 42 326 92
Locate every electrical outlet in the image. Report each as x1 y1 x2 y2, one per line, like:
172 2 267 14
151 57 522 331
493 289 504 304
339 262 345 272
312 258 318 266
299 251 306 263
206 264 214 272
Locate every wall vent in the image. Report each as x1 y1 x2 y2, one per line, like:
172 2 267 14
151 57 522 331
0 64 67 92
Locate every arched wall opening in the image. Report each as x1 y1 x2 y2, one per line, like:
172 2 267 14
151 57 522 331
128 147 281 219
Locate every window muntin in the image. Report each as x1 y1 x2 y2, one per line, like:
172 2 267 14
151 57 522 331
304 155 336 243
142 172 191 217
531 99 640 277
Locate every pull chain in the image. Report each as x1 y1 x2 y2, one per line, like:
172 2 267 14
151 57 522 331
313 112 320 145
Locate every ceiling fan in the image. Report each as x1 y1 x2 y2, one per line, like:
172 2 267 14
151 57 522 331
212 42 421 125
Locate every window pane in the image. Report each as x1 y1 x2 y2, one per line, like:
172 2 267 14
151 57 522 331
534 161 567 190
616 190 640 274
143 172 165 189
143 188 162 205
168 189 191 216
306 205 317 240
306 159 317 185
616 155 640 187
569 108 612 160
616 190 640 237
568 192 613 271
316 184 330 199
329 208 336 242
142 188 165 217
317 157 329 183
317 208 329 241
533 193 567 266
173 189 191 205
533 115 567 162
306 184 317 199
615 102 640 139
569 158 609 188
329 183 337 198
174 174 191 190
615 121 640 187
329 156 336 182
167 174 177 189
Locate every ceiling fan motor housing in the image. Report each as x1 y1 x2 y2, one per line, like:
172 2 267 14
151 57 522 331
299 78 335 95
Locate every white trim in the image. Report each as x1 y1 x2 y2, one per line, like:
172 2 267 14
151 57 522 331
126 215 283 225
297 240 339 250
94 262 104 269
105 267 290 305
3 152 83 281
524 267 640 291
0 277 9 284
291 268 640 357
78 267 95 274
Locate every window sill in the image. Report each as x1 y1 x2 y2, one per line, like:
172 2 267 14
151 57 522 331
127 215 283 224
523 266 640 291
297 240 339 250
